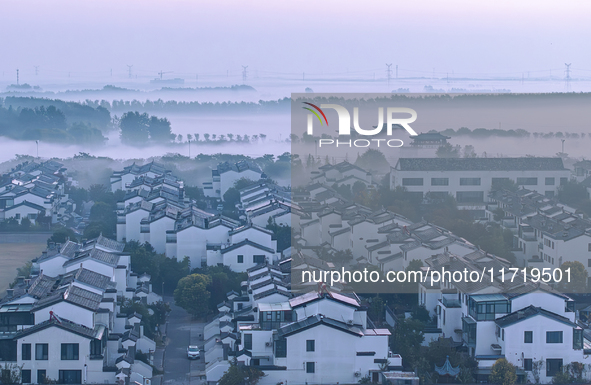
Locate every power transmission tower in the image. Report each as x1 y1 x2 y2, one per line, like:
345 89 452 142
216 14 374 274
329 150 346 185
16 69 19 85
386 64 392 86
127 65 133 79
565 63 572 91
242 66 248 83
34 66 39 76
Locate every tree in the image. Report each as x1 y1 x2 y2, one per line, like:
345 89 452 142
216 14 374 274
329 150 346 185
47 227 77 245
488 358 517 385
0 362 23 384
120 111 150 144
218 358 265 385
355 148 390 174
391 318 425 370
559 261 588 293
491 178 518 192
174 274 211 318
369 296 384 323
148 116 173 142
436 143 461 158
558 180 589 206
463 145 477 158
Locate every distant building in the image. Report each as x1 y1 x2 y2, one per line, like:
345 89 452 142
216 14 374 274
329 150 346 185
390 157 570 216
203 161 265 199
409 133 450 148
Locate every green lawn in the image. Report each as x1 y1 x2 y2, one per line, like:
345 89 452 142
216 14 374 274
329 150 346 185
0 243 46 295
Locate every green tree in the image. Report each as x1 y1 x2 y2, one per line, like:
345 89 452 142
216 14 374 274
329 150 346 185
559 261 588 293
391 318 425 370
218 359 265 385
120 111 150 144
436 142 461 158
488 358 517 385
355 149 390 174
148 116 173 142
558 180 589 206
491 178 518 192
174 274 212 318
369 296 384 323
47 227 77 245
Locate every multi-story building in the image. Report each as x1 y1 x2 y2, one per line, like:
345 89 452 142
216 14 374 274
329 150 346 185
110 161 169 193
390 157 570 216
418 250 589 384
203 161 265 199
487 188 591 273
0 235 158 385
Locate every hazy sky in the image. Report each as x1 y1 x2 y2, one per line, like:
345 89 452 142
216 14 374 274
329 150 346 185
1 0 590 80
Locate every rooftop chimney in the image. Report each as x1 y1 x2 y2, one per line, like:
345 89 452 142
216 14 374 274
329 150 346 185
6 289 14 298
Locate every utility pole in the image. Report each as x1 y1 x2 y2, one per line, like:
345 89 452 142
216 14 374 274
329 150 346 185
110 68 112 77
396 65 398 79
34 66 39 76
565 63 572 91
303 72 305 81
16 69 19 85
561 139 565 154
188 139 191 158
386 64 392 86
242 66 248 83
127 65 133 79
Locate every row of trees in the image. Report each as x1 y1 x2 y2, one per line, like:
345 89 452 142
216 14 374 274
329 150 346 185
0 105 107 144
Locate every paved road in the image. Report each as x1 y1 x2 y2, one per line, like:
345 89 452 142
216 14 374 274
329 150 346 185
162 297 206 385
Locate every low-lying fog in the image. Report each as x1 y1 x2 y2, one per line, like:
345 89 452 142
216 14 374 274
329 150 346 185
2 78 591 163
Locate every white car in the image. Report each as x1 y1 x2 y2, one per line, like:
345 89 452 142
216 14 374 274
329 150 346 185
187 346 200 360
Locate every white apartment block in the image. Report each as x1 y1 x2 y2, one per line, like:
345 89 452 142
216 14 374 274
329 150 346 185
487 188 591 274
203 161 264 199
0 160 70 224
0 235 159 385
110 161 169 193
205 277 391 385
390 157 570 216
418 250 590 384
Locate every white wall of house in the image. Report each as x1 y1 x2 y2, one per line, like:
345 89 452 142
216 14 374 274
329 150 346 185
271 326 388 385
17 327 112 384
220 169 261 199
501 316 588 383
221 244 275 272
390 169 569 204
145 216 176 254
33 304 94 328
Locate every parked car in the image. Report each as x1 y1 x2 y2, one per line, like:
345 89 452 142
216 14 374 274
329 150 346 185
187 346 200 360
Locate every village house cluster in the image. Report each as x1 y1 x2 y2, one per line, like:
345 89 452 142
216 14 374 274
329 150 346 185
4 153 591 385
0 235 160 385
0 160 77 228
113 161 281 271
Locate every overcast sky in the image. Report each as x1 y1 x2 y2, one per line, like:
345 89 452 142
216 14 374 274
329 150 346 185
1 0 590 80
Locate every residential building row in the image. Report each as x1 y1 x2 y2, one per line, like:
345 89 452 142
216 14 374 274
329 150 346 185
390 157 570 217
487 188 591 276
0 235 159 385
204 261 399 385
420 249 590 383
202 161 265 199
0 160 74 225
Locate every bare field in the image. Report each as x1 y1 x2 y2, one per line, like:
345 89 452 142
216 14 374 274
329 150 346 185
0 243 46 295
